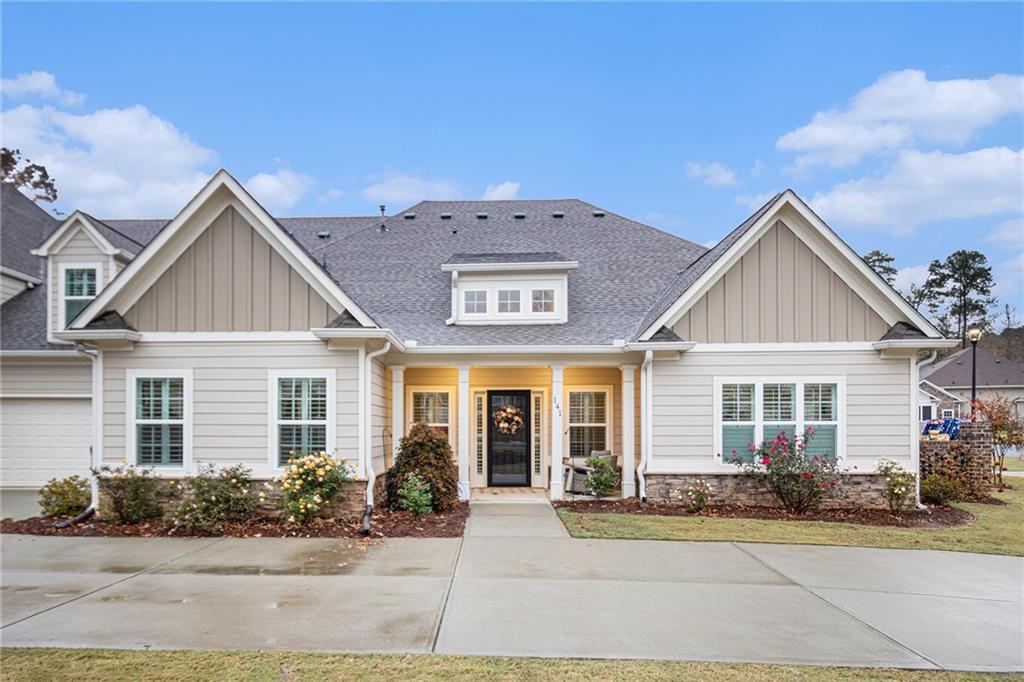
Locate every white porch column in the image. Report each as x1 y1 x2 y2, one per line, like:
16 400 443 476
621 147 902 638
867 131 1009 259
550 364 565 500
457 365 471 500
390 365 405 462
620 365 637 498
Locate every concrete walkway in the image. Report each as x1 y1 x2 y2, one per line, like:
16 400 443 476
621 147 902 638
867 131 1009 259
2 501 1021 671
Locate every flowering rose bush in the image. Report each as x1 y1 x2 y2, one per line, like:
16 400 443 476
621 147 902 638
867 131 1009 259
682 479 712 512
875 458 915 514
168 464 258 534
727 429 844 513
279 452 352 524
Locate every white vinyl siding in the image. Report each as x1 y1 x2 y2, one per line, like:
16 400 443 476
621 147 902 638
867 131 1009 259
0 359 91 396
103 342 359 478
49 227 112 340
651 349 909 473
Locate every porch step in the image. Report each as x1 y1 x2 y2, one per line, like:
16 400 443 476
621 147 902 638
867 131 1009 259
470 487 548 503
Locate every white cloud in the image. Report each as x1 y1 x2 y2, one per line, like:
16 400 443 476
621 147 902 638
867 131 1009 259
733 191 778 211
1 103 215 216
481 181 520 201
985 218 1024 245
361 173 462 206
1 70 84 106
686 161 737 187
894 264 930 298
317 188 344 204
993 252 1024 302
777 70 1024 169
246 169 313 212
750 159 765 179
808 147 1024 235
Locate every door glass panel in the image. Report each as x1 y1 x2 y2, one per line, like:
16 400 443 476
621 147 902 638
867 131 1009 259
488 391 530 486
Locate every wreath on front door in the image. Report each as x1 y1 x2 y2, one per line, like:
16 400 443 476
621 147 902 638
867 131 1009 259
492 405 525 434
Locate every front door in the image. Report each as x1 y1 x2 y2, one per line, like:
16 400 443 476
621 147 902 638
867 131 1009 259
487 390 531 486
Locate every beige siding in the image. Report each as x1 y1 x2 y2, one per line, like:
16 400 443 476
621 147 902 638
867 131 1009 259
124 207 339 331
1 275 28 303
673 221 889 343
49 228 112 335
651 349 912 472
370 359 391 474
1 358 91 395
102 341 359 473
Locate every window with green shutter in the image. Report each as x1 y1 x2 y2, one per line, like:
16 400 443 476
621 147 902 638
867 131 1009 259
803 382 838 459
135 377 185 466
63 267 97 325
276 377 328 465
721 383 755 462
762 383 797 441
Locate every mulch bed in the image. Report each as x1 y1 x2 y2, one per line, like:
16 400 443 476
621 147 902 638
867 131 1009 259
0 503 469 539
554 498 974 528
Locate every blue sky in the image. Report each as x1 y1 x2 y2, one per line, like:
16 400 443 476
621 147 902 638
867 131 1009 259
2 2 1022 312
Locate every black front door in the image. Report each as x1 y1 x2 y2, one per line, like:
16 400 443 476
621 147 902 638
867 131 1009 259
487 390 531 487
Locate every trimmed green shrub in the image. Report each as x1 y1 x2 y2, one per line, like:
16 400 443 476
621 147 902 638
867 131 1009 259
921 474 964 507
583 455 617 498
38 475 91 517
94 465 165 524
397 472 433 516
386 423 459 512
168 464 258 534
280 452 351 524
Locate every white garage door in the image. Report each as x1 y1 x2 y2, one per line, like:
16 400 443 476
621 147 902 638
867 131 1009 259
1 398 91 488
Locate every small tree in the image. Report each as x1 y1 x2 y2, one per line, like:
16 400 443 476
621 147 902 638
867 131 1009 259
974 396 1024 490
397 472 433 516
582 455 616 498
923 250 996 348
386 423 459 512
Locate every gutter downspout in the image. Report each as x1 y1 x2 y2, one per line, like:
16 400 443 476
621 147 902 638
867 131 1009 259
638 350 654 501
73 343 101 512
445 271 458 325
914 350 938 507
364 341 391 509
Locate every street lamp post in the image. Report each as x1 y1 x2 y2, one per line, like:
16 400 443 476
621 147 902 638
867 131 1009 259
966 327 982 418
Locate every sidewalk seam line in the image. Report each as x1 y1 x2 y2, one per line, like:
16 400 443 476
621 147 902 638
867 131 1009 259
430 531 465 652
731 542 945 670
1 537 226 630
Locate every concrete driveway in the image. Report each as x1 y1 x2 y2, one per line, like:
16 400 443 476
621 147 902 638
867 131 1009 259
2 502 1021 672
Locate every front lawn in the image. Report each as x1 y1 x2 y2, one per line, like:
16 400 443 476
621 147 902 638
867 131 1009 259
1001 455 1024 472
558 485 1023 556
0 649 1010 682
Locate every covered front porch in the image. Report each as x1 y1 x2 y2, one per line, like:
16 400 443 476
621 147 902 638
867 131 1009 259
387 362 642 500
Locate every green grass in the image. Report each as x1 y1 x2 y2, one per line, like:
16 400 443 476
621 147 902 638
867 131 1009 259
0 649 1015 682
558 486 1023 556
1000 456 1024 472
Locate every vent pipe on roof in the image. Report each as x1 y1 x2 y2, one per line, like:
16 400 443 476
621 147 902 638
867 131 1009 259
378 205 387 233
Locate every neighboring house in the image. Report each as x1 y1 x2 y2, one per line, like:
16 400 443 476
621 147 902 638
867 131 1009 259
0 171 955 509
917 380 965 422
920 347 1024 419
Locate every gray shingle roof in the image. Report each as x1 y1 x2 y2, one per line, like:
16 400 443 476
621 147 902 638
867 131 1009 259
634 192 783 339
0 284 62 350
79 213 146 255
1 184 56 278
921 347 1024 389
880 321 928 341
82 310 137 331
445 252 573 265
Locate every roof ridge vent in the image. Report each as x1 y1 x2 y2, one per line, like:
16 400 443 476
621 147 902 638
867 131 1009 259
514 212 526 219
476 212 488 219
592 210 605 217
552 211 564 218
440 213 452 220
404 213 416 220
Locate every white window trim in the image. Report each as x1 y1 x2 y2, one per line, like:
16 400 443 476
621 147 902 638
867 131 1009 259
713 376 846 468
497 288 522 315
941 408 955 419
267 369 336 470
407 387 453 444
919 405 934 421
564 386 614 463
463 289 488 316
126 369 193 476
58 262 103 330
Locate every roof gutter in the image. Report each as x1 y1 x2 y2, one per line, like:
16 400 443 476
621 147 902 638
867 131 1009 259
623 341 696 352
0 266 42 285
399 344 639 355
872 338 959 350
53 329 142 342
311 327 406 352
440 261 579 273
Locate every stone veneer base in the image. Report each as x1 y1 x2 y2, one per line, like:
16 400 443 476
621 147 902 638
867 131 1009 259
643 473 891 510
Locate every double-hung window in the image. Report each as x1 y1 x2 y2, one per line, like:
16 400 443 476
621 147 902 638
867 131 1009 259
567 390 609 461
271 371 334 466
464 290 487 315
61 265 99 327
716 378 843 464
128 371 191 468
497 289 521 313
412 391 450 440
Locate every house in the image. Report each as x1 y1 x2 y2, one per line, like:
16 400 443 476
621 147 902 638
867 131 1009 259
920 347 1024 419
0 170 956 514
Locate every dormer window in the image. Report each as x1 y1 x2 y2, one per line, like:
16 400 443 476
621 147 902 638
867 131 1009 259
443 252 577 326
498 289 521 314
60 264 100 328
464 290 487 315
531 289 555 313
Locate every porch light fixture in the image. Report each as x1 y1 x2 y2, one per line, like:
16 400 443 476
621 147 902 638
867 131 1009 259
967 326 982 417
